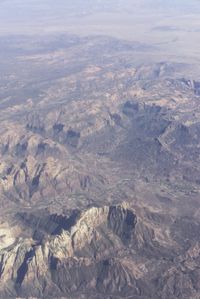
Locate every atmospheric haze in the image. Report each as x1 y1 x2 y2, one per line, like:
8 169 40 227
0 0 200 64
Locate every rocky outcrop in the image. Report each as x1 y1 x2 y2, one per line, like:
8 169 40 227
0 204 142 298
1 202 199 299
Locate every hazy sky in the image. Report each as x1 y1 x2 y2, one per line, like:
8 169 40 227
0 0 199 35
0 0 200 63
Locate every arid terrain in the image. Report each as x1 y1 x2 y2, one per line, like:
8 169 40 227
0 33 200 298
1 0 200 298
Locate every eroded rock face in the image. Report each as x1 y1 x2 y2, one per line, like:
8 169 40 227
1 202 199 299
108 205 137 244
0 204 140 298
